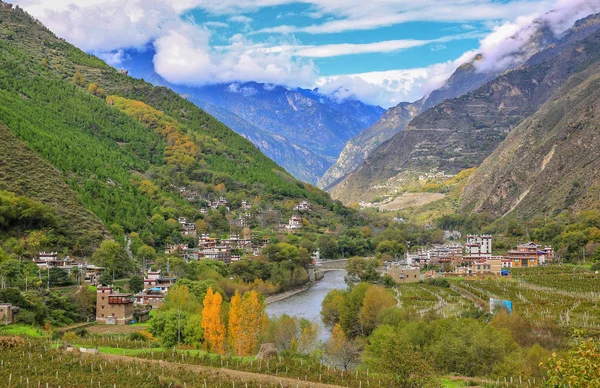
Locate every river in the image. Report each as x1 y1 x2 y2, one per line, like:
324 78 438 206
266 270 347 341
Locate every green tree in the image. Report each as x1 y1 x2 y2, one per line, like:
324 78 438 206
365 325 435 387
129 275 143 293
544 337 600 387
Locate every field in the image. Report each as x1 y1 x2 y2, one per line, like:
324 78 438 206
377 193 446 211
394 282 473 318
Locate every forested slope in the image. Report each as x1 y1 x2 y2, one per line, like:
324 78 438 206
0 4 338 251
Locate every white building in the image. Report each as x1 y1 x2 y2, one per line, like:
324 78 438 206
466 235 492 257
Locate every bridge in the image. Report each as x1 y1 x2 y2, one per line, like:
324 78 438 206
316 258 348 271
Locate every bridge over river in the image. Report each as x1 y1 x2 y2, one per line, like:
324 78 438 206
316 258 348 271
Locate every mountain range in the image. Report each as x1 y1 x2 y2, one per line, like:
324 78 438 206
328 12 600 209
117 51 384 184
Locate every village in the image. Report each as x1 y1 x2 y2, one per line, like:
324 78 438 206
5 227 558 328
384 233 555 283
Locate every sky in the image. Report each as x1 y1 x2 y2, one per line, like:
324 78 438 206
12 0 600 107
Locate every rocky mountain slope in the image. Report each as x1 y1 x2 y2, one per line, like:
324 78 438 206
460 56 600 218
317 57 500 190
330 13 600 204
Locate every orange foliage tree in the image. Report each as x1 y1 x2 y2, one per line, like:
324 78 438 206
201 287 226 354
228 290 267 356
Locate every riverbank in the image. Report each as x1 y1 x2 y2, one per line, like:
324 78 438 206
266 282 314 305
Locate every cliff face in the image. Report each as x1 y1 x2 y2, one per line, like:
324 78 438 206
460 58 600 218
330 15 600 204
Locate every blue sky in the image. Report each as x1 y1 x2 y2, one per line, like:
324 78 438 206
14 0 600 106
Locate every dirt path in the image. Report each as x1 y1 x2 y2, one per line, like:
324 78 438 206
92 353 347 388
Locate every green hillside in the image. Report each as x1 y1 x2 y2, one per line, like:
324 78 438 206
0 5 339 251
0 124 106 255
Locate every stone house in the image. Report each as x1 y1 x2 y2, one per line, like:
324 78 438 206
96 286 134 325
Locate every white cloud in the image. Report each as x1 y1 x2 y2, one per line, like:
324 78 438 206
153 27 317 87
12 0 600 110
317 59 461 108
14 0 183 52
204 21 229 28
253 0 556 35
469 0 600 72
229 15 253 23
94 49 127 67
254 31 484 58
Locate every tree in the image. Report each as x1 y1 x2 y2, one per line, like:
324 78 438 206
93 240 121 271
365 325 435 387
137 245 156 269
129 275 143 294
72 70 85 87
228 290 243 355
376 240 407 258
321 289 345 328
326 323 362 370
544 337 600 387
237 290 267 355
201 287 226 354
358 286 396 335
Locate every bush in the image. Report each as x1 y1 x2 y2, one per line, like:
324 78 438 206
425 278 450 288
0 336 24 348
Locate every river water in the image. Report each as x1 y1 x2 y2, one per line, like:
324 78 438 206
266 270 347 341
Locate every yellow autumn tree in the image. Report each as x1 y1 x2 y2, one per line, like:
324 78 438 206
230 290 267 356
358 286 396 336
227 290 243 355
201 287 226 354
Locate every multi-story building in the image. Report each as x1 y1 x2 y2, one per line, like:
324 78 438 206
96 286 133 325
294 200 311 212
504 242 548 268
134 289 164 309
465 235 493 258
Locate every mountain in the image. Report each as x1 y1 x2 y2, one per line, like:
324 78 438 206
0 3 344 253
184 83 384 184
320 11 585 195
318 54 503 191
191 100 333 184
317 100 423 190
330 13 600 204
460 47 600 218
117 51 384 184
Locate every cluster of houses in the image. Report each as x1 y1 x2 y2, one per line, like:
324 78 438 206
32 252 105 284
385 235 555 282
165 231 267 264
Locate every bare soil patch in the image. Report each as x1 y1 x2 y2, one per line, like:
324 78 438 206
378 192 445 211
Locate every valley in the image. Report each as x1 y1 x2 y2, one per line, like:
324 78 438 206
1 1 600 387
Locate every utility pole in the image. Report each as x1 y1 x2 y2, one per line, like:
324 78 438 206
46 265 50 291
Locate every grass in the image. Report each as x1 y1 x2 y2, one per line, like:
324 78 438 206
0 323 45 338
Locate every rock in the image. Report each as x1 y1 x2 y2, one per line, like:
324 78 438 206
256 343 278 360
